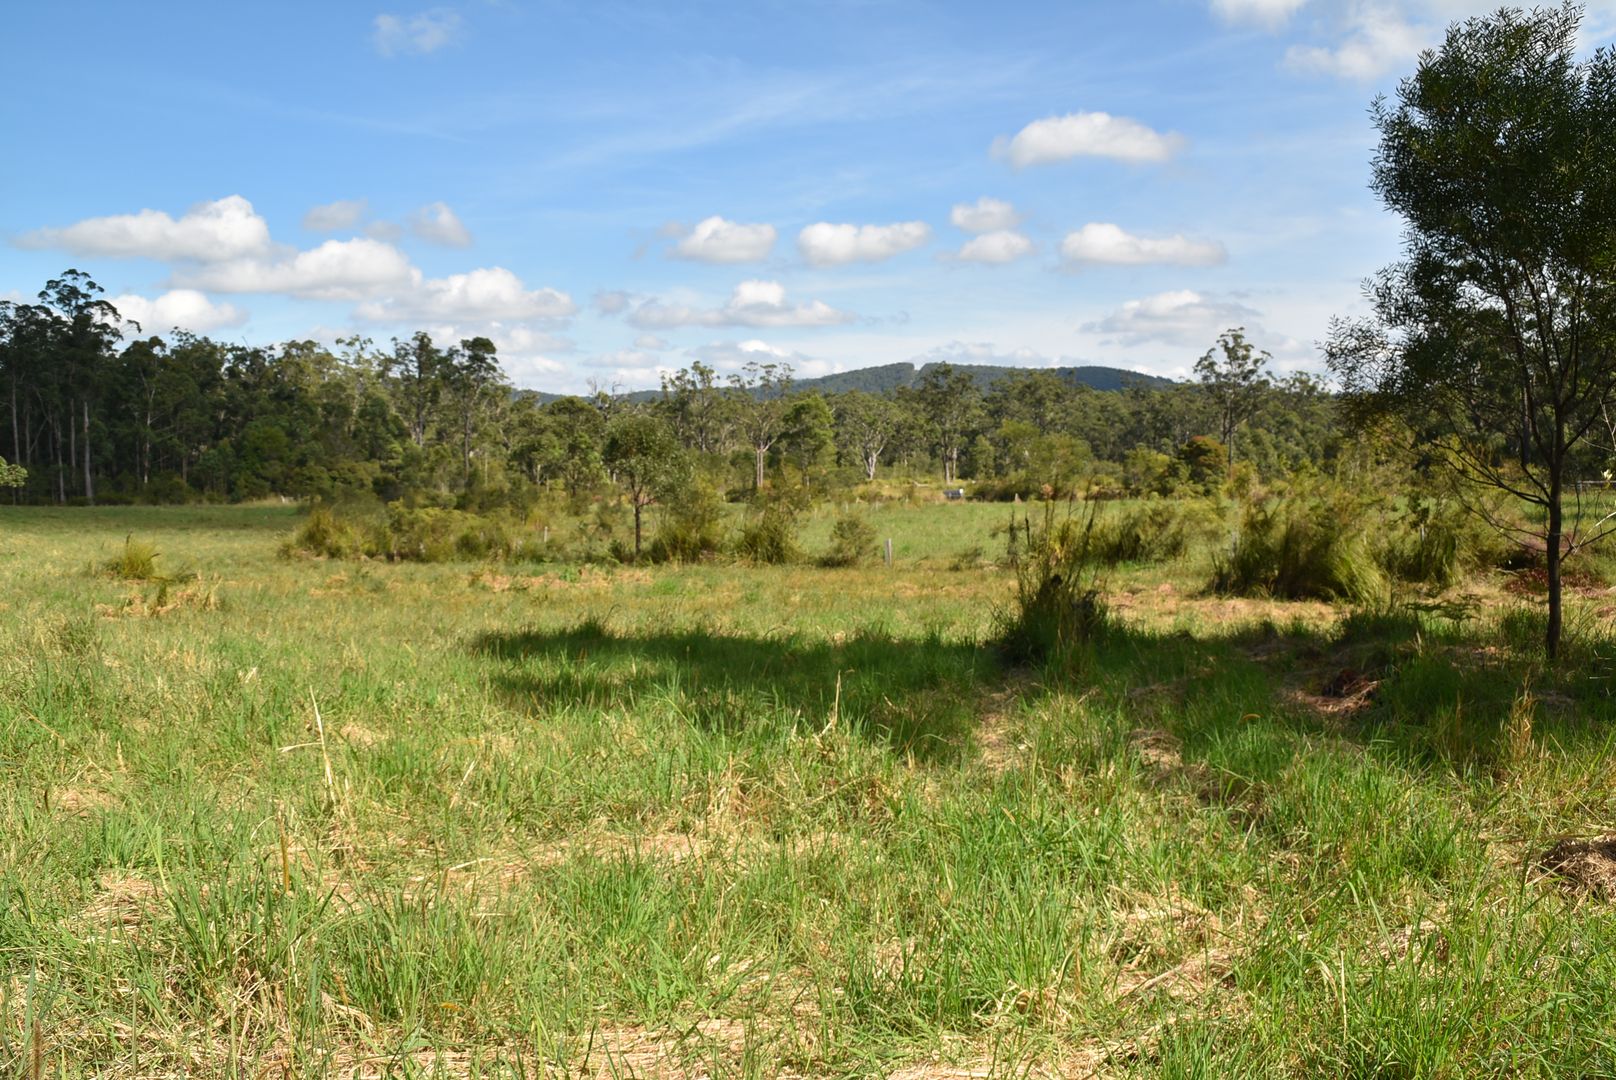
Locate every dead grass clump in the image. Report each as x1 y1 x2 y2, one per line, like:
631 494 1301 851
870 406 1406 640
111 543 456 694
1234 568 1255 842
1537 834 1616 898
80 871 161 930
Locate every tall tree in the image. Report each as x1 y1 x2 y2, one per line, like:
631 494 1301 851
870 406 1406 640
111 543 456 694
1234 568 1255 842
728 361 793 491
604 411 688 557
385 332 448 449
1195 328 1270 464
1326 2 1616 658
916 363 983 484
833 390 900 481
446 336 504 485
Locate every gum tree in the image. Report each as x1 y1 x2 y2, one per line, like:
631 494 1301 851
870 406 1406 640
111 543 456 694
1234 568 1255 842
1326 2 1616 659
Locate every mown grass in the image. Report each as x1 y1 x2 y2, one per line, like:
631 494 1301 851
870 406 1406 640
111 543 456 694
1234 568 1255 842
5 504 1616 1077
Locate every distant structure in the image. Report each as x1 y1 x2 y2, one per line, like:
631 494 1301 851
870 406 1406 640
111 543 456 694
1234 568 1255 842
944 487 965 501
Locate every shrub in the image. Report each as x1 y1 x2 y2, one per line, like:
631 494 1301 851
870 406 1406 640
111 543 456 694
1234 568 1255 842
282 506 365 560
107 536 160 580
1211 491 1387 603
997 502 1108 666
647 483 727 563
1090 499 1227 565
735 502 802 565
822 510 878 567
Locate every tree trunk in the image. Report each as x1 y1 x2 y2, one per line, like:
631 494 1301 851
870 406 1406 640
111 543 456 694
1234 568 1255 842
633 499 643 557
754 445 766 492
1546 484 1563 660
864 451 877 482
83 398 94 505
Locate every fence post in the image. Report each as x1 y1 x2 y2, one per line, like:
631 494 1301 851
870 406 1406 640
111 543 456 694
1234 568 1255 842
884 538 893 567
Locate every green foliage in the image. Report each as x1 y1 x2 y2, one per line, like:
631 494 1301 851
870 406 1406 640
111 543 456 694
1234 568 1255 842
1212 490 1388 603
998 502 1108 665
646 483 727 564
0 456 25 489
1090 499 1227 565
822 509 878 567
106 535 160 580
735 501 803 565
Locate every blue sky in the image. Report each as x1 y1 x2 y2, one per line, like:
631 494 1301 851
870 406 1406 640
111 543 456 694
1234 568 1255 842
5 0 1613 392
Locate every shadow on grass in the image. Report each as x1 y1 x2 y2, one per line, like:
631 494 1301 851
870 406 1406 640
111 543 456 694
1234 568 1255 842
471 619 1001 762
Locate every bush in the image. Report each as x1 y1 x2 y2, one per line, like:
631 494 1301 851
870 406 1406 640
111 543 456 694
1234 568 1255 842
997 502 1108 666
282 506 365 559
107 536 160 580
282 503 541 563
1090 499 1227 565
735 502 802 565
647 483 727 563
1211 491 1387 603
822 510 878 567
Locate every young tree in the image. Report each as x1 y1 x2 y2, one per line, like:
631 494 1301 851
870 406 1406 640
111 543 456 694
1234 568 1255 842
1326 2 1616 658
0 456 24 490
833 390 900 481
604 411 688 557
446 336 504 485
1195 328 1270 464
780 394 835 486
728 361 793 491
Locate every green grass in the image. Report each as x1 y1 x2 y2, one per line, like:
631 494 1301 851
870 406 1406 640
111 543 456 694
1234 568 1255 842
5 503 1616 1077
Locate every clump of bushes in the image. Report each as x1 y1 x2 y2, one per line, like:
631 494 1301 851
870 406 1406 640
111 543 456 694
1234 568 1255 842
647 483 727 563
283 502 544 562
1211 491 1387 603
822 510 878 567
106 535 160 580
997 502 1108 665
1090 499 1226 565
735 502 802 565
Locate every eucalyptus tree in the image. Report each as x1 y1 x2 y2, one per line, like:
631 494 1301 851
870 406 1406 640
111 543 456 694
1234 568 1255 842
1326 2 1616 658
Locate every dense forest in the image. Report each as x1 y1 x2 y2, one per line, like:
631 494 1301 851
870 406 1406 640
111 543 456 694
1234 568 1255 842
1 269 1342 507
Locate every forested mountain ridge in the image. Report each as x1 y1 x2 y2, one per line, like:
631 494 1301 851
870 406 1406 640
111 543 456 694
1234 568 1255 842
592 362 1175 403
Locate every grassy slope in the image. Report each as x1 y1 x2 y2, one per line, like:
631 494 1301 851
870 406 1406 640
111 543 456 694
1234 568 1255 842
4 505 1616 1077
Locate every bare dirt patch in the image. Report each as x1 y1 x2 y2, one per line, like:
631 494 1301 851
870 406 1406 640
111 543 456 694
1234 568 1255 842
1537 834 1616 897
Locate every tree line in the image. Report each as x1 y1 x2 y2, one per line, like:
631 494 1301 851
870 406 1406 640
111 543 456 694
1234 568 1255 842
0 270 1340 508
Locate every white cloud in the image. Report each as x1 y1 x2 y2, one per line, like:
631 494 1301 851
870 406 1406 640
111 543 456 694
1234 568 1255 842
634 334 670 350
583 348 663 372
409 201 472 247
797 221 931 266
179 237 417 299
672 216 777 263
109 290 246 334
1085 290 1261 347
19 195 272 262
994 112 1184 167
625 280 852 330
593 290 632 315
915 341 1068 366
1211 0 1308 27
372 9 462 56
956 230 1035 264
950 197 1021 234
689 338 813 370
1284 6 1427 80
357 266 576 322
303 199 368 233
1061 223 1226 267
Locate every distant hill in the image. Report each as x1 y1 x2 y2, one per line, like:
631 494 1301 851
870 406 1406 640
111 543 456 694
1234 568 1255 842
531 362 1174 403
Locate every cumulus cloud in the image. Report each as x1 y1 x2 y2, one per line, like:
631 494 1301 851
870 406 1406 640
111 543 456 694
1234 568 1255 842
583 348 664 372
994 112 1184 167
177 237 417 300
372 8 462 56
303 199 368 233
689 338 813 370
1084 290 1262 347
109 290 246 334
914 341 1067 366
956 231 1035 264
634 334 670 350
624 280 852 330
409 202 472 247
357 266 576 322
593 290 632 315
1284 6 1427 80
19 195 273 262
672 216 777 263
1061 223 1226 267
950 197 1021 234
1211 0 1308 26
797 221 931 266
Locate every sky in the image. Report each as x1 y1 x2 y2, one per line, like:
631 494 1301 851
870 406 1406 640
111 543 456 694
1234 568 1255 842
5 0 1614 393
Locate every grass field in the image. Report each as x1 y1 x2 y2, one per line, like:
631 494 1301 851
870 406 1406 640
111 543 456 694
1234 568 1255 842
7 503 1616 1077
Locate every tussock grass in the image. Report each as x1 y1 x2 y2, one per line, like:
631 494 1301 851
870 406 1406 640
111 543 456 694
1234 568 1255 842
6 502 1616 1076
